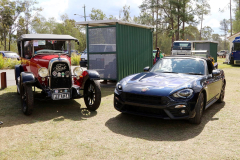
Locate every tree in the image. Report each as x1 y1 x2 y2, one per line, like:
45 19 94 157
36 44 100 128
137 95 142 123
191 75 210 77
89 8 106 20
201 26 213 40
184 25 200 40
121 5 131 22
220 19 230 50
195 0 211 39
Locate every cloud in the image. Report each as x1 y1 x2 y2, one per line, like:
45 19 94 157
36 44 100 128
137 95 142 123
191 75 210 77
38 0 69 21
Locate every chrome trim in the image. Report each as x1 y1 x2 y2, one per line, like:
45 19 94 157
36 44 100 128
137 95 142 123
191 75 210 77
48 58 72 89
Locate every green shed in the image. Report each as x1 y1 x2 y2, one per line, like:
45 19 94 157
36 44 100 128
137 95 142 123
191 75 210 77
192 41 218 62
76 20 153 81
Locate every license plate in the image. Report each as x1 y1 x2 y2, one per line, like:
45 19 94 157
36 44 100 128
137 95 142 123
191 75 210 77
52 93 70 100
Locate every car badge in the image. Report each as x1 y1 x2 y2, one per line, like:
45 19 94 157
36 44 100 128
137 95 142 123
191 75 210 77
141 88 149 92
55 90 58 93
57 72 61 77
62 72 64 77
52 71 57 77
65 89 68 93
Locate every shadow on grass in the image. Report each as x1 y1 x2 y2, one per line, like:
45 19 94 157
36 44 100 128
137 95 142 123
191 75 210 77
0 89 97 128
105 102 225 141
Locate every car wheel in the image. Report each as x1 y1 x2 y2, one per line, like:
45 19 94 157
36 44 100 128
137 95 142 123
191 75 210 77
217 82 225 103
20 83 34 115
84 80 101 111
189 92 204 124
230 57 234 64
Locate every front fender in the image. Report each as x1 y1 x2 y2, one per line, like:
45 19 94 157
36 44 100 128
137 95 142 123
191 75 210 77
14 65 23 84
21 72 36 84
81 70 100 89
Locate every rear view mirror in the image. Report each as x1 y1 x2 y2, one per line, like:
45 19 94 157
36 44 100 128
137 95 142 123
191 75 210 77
212 70 220 77
143 66 150 72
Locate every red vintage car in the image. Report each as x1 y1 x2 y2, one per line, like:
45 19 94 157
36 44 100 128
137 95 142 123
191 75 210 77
15 34 101 115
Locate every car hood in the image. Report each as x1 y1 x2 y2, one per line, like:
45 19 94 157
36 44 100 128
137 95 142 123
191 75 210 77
121 72 202 96
31 54 71 68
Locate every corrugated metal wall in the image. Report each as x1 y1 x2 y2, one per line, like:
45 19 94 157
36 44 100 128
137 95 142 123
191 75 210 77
210 43 218 62
116 23 153 81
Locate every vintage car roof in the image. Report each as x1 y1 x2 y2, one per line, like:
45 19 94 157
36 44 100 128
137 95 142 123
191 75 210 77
18 34 78 41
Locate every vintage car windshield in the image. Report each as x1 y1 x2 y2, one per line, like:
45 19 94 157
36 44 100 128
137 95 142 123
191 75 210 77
150 58 205 75
28 40 70 54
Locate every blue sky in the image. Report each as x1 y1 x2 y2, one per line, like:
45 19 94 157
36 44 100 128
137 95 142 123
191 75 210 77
36 0 235 36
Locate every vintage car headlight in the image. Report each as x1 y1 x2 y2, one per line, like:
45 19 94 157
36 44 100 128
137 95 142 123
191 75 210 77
73 67 83 76
173 89 193 98
38 67 48 77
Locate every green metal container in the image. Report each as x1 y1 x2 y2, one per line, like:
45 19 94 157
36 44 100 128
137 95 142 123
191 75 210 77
76 20 153 81
193 41 218 62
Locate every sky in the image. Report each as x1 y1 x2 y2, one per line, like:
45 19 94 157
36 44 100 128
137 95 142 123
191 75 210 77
36 0 235 36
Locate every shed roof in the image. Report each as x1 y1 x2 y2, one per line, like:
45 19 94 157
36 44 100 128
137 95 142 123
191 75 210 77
75 20 154 29
18 34 78 41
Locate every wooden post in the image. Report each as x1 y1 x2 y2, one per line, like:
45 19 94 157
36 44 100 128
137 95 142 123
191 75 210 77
1 72 7 89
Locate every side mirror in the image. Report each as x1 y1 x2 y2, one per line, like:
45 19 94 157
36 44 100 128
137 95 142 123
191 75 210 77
212 70 220 77
143 66 150 72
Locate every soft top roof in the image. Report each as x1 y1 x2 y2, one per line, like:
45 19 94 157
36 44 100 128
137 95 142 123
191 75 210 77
18 34 78 41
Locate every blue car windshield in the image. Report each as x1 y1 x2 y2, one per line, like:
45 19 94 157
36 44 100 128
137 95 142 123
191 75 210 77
150 58 205 75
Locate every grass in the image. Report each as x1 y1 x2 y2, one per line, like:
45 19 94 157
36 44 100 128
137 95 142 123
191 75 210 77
0 67 240 159
0 55 20 69
217 57 240 69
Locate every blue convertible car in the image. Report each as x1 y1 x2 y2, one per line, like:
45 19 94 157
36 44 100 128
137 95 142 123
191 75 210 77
114 56 226 124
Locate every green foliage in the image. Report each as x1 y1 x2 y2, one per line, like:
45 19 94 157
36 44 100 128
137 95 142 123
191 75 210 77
0 55 20 69
90 8 106 20
71 54 81 66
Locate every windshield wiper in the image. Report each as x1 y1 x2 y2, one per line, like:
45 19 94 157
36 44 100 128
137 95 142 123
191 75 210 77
186 72 203 75
161 71 178 74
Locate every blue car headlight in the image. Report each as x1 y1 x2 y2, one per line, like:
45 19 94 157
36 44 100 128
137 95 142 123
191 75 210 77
116 82 123 91
173 89 193 98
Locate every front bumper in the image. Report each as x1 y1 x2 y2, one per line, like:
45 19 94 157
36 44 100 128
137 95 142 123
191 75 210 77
114 92 197 120
42 85 83 100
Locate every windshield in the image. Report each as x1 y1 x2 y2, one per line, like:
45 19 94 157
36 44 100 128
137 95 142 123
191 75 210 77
27 40 70 54
150 58 205 75
172 42 191 50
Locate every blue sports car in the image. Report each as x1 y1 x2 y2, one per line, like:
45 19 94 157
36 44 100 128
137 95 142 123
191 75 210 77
114 56 226 124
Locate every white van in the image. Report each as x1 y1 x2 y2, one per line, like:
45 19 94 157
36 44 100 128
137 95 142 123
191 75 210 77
171 41 193 55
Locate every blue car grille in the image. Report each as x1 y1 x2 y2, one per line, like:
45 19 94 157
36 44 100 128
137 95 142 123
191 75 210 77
125 105 168 118
123 93 169 105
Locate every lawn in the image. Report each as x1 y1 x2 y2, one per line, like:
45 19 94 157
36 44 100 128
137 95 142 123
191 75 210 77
0 65 240 159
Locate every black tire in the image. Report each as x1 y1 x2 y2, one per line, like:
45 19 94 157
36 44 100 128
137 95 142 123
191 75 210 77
20 83 34 115
230 56 234 64
84 80 101 111
189 93 204 124
217 82 225 103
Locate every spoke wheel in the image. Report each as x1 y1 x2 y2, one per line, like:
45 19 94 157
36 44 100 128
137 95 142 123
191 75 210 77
84 80 101 111
189 92 204 124
217 82 225 103
20 83 34 115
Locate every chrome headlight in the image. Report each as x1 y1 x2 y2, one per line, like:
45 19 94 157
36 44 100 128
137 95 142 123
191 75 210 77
73 67 83 76
38 67 48 77
173 89 193 98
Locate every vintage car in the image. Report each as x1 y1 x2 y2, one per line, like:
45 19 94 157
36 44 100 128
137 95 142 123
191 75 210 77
114 56 226 124
15 34 101 115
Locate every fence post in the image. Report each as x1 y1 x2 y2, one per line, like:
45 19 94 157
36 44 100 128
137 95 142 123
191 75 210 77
1 72 7 89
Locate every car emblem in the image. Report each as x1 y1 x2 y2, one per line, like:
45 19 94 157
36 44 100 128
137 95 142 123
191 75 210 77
141 88 149 92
